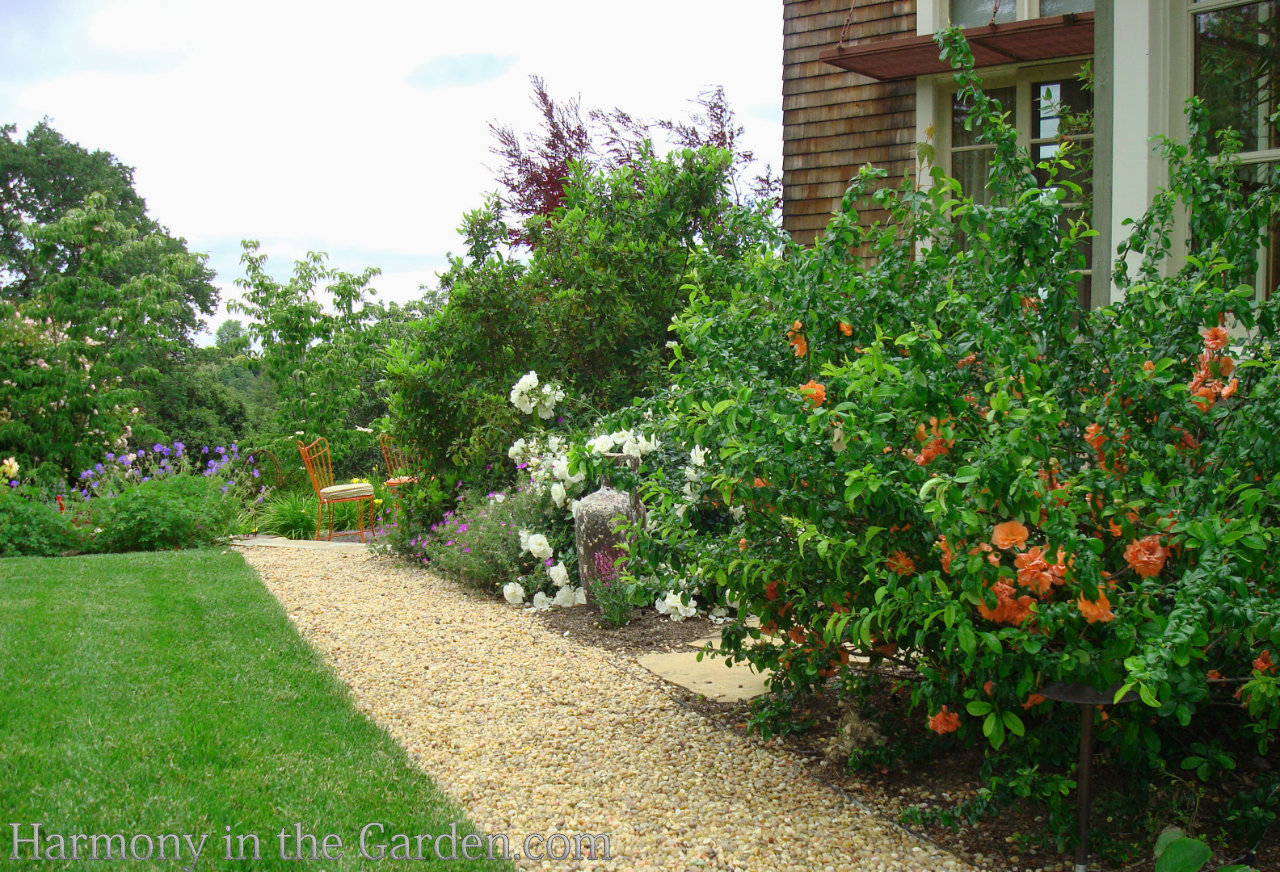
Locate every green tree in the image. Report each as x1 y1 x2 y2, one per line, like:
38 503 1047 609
1 120 217 344
0 194 211 479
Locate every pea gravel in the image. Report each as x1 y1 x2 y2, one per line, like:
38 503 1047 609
237 544 976 872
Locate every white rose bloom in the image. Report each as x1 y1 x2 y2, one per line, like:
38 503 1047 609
536 401 556 420
689 445 707 467
1 457 18 479
503 582 526 605
573 586 588 605
550 482 567 508
684 465 700 483
588 433 615 454
621 436 642 458
526 534 553 561
674 504 687 520
681 481 697 500
518 528 531 552
532 591 553 611
547 561 569 587
508 438 526 460
553 586 577 608
730 504 746 522
547 435 566 454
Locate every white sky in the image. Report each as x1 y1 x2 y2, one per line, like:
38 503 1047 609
0 0 783 341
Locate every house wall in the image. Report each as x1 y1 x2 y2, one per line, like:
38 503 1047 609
782 0 919 246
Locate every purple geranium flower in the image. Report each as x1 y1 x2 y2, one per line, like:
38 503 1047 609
456 524 469 533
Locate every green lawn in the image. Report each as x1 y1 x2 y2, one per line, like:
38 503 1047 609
0 550 513 870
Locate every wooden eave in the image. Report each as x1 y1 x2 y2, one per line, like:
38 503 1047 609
819 13 1095 82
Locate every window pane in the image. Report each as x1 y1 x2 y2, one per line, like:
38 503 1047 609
952 149 995 205
953 86 1017 148
1194 1 1279 154
1033 77 1093 142
1039 0 1095 15
1237 162 1279 298
950 0 1016 28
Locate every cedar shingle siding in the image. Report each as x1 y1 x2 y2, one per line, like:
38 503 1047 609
782 0 918 245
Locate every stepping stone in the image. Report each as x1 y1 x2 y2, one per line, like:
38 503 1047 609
637 650 772 702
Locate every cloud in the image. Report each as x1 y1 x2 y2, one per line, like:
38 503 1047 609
406 54 516 91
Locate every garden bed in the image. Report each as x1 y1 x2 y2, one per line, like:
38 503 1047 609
544 604 1280 872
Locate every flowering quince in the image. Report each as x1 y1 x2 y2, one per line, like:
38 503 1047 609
1255 650 1275 674
786 320 807 358
531 591 553 611
548 561 569 587
992 520 1029 551
886 550 915 576
928 706 960 735
503 582 526 605
1076 587 1115 623
799 379 826 408
1123 535 1168 578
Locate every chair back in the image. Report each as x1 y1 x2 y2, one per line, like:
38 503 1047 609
297 437 334 495
379 433 413 477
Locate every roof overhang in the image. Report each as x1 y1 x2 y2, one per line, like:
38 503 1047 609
819 13 1095 82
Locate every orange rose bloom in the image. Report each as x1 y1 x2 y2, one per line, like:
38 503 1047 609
787 320 807 357
928 705 961 735
1084 423 1106 451
1255 650 1275 674
1021 693 1047 710
1077 587 1115 623
1202 325 1229 352
886 550 916 576
839 321 853 336
1123 535 1168 578
982 680 993 696
800 379 826 407
1142 360 1155 373
1206 670 1223 681
956 352 978 368
992 520 1030 551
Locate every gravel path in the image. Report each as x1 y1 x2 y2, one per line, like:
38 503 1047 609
237 545 973 872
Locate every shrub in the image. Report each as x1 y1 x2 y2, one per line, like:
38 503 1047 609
88 475 234 552
596 28 1279 858
0 489 79 557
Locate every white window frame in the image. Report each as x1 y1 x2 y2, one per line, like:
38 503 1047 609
921 0 1100 31
1170 0 1279 300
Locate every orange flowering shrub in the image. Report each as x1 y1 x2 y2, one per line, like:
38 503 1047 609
611 33 1279 856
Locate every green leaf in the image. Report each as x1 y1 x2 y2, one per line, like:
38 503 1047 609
1002 711 1025 736
966 700 992 716
1154 837 1212 872
958 623 976 656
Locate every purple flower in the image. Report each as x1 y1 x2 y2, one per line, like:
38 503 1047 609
94 463 104 473
137 449 146 458
220 486 230 494
445 540 454 546
463 547 471 553
457 524 469 533
201 446 209 454
141 476 149 483
456 480 463 488
106 452 115 462
80 469 93 480
7 480 16 488
516 463 528 470
545 557 553 567
252 469 260 479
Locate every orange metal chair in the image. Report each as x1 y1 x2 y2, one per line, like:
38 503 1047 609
378 433 419 493
297 437 374 542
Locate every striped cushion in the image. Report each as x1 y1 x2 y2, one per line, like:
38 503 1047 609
320 483 374 500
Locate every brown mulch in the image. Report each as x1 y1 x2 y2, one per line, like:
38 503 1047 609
538 604 1279 872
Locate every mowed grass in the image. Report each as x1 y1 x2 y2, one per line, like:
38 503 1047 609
0 550 513 871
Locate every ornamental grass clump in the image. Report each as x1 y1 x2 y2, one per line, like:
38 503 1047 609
599 27 1280 862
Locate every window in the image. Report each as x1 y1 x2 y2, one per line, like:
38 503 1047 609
949 0 1094 28
942 65 1095 305
1189 0 1279 297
